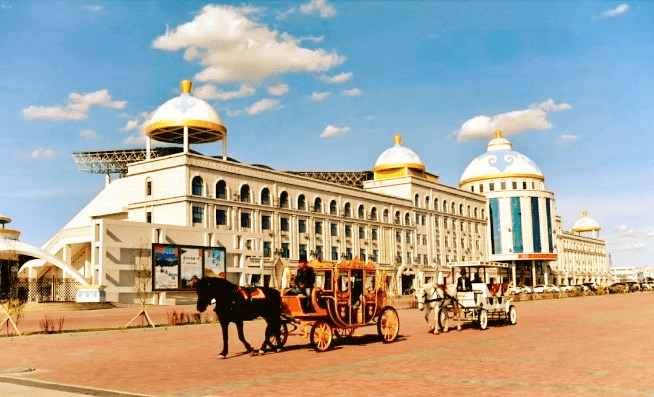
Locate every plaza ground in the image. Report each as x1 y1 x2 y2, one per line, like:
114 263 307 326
0 293 653 396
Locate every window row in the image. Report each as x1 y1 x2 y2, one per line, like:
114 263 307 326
413 194 484 220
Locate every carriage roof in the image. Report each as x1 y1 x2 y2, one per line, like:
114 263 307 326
307 257 377 272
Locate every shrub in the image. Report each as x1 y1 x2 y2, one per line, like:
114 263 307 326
39 314 65 334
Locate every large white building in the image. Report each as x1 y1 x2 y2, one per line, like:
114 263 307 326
13 80 609 303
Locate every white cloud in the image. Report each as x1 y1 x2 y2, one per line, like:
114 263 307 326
300 0 337 18
342 88 363 97
558 134 579 145
246 98 280 115
267 83 289 96
123 134 146 146
194 84 256 100
612 243 645 251
603 4 629 18
121 111 154 145
82 5 103 12
319 72 352 84
0 2 11 10
455 99 572 141
226 109 244 117
30 148 57 159
302 36 325 43
152 4 345 83
80 129 97 138
22 89 126 121
320 125 350 138
310 92 331 102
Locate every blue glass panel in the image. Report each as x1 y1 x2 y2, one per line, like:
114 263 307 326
511 197 523 253
489 199 502 254
531 197 541 253
546 198 554 253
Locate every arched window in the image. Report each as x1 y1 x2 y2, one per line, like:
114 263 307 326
414 194 420 207
280 191 289 208
467 205 471 217
394 211 400 224
443 200 447 213
459 204 463 215
298 194 306 210
330 200 337 215
216 180 227 199
434 198 439 211
451 202 456 214
344 203 351 217
192 176 203 196
314 197 322 212
358 205 365 219
240 185 250 203
474 207 478 218
404 213 410 225
425 196 430 209
260 188 270 205
481 208 485 219
383 209 389 222
370 207 377 221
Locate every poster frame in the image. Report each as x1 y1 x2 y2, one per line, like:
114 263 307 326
151 244 226 291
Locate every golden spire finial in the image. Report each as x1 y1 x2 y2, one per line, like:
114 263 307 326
394 135 402 145
181 80 192 94
495 130 502 138
582 210 588 217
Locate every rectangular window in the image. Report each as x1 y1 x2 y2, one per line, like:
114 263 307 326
345 225 352 238
146 211 152 224
298 219 306 233
395 231 401 242
240 212 251 228
331 247 338 261
471 186 475 192
346 248 352 260
372 228 378 241
531 197 541 253
261 215 270 230
299 244 307 259
193 206 204 224
546 198 554 253
359 227 365 239
416 213 420 224
315 245 323 260
422 215 426 225
489 198 501 254
263 241 271 257
523 181 527 190
216 209 227 226
372 250 378 262
280 217 289 232
489 183 495 191
331 223 338 236
501 181 506 190
511 197 523 253
359 249 366 261
406 231 411 243
315 221 323 235
281 243 290 258
479 184 484 193
512 181 517 190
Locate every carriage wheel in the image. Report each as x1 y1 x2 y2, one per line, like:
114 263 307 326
438 308 449 333
310 321 333 352
478 309 488 330
377 306 400 343
266 322 289 349
508 305 517 325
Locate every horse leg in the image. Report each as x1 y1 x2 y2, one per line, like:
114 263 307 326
424 306 435 333
218 320 229 358
236 321 253 354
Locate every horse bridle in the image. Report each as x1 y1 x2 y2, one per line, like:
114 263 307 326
419 288 441 304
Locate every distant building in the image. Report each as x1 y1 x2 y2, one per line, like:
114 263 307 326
17 80 609 303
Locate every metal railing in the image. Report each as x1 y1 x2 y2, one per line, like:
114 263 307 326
16 278 81 302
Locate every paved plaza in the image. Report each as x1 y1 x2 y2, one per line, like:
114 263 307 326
0 293 653 397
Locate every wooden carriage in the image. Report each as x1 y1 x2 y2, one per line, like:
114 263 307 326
273 257 400 352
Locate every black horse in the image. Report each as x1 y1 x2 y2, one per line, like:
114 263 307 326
193 277 283 358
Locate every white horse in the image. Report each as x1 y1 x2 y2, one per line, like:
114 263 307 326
415 283 456 333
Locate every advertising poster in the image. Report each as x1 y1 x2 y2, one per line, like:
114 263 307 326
180 248 203 289
153 245 180 290
204 248 225 278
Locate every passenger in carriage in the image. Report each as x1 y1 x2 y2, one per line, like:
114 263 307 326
472 272 482 283
284 255 315 313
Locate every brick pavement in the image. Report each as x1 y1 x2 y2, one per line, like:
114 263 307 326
0 293 653 397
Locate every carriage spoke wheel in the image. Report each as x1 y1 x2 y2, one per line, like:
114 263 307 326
508 305 517 325
310 321 333 352
478 309 488 330
377 307 400 343
438 308 449 333
266 322 289 350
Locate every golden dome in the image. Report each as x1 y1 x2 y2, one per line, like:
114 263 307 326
146 80 227 144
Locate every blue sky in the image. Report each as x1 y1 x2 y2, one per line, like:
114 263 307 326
1 1 652 267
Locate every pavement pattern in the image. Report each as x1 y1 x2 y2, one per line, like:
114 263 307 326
0 293 653 397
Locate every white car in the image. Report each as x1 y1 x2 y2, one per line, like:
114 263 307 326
544 284 560 293
558 285 572 292
532 285 547 293
508 285 523 295
521 285 533 294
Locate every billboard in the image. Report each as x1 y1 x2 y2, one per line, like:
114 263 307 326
152 244 226 291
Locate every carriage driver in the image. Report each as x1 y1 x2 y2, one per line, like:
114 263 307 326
285 255 315 313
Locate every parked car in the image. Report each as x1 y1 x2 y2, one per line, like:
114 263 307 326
520 285 533 294
557 285 572 292
508 285 523 295
607 282 627 294
582 282 598 292
532 285 547 293
626 282 640 292
544 284 560 293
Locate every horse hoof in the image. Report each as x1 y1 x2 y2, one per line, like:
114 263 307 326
219 354 227 359
250 351 259 356
276 348 282 353
258 349 265 355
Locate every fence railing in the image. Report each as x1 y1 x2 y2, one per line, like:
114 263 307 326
16 278 81 302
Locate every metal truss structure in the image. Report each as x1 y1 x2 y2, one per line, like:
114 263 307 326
288 171 374 188
72 147 188 176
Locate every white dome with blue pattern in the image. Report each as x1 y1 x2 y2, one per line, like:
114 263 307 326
459 131 543 186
